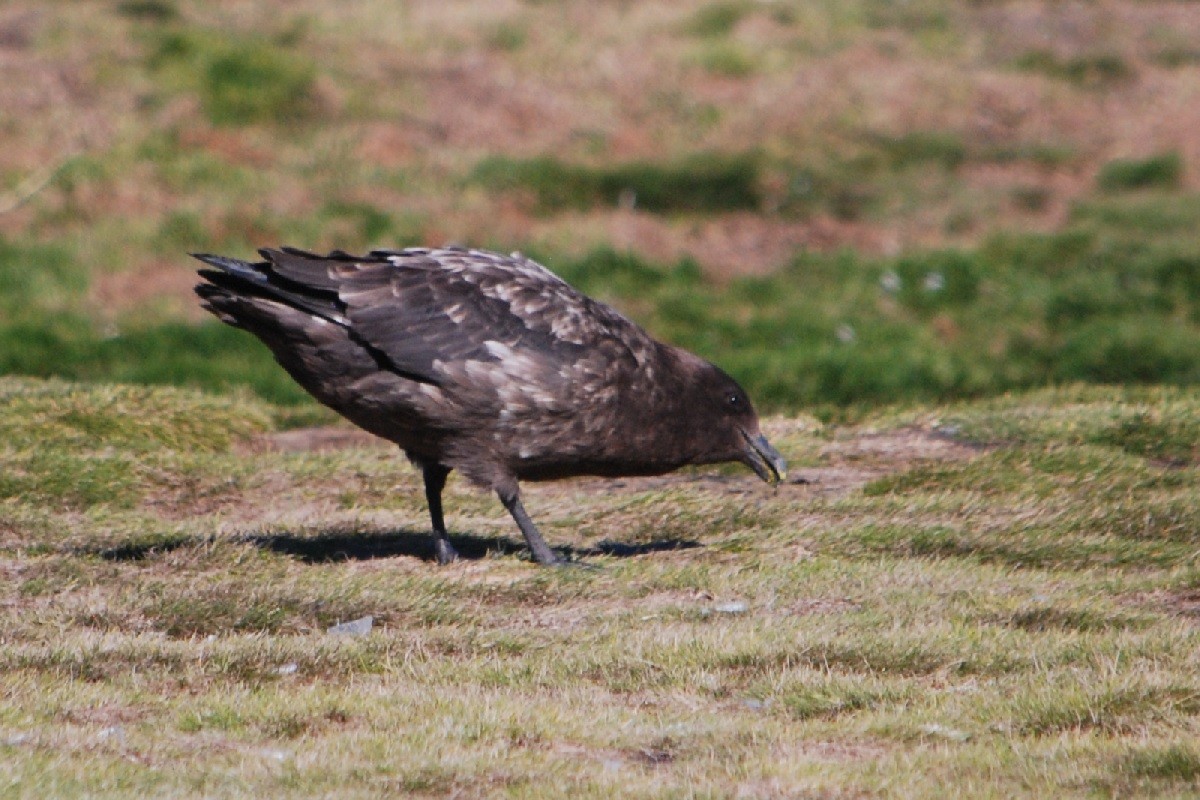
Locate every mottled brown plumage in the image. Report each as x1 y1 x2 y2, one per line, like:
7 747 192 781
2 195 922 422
194 246 786 565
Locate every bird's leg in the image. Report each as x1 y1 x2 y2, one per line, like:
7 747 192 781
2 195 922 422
422 463 458 565
497 486 563 565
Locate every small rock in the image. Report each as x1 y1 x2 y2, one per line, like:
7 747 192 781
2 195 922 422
328 615 374 637
276 662 299 676
97 726 125 742
3 732 31 746
712 601 749 615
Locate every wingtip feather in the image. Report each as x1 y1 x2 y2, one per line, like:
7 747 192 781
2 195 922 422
191 252 270 282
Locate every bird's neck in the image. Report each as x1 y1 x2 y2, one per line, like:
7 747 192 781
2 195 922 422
607 345 713 467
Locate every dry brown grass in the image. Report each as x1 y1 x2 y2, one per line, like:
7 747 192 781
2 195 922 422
3 379 1200 796
5 1 1200 310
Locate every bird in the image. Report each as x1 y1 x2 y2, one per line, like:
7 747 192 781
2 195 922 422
193 246 787 566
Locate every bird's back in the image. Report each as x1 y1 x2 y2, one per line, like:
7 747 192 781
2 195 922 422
195 247 662 483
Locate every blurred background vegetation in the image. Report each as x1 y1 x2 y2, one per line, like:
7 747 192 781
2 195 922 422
5 0 1200 419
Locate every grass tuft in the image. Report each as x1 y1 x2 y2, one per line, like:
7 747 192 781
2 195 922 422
1014 50 1135 88
1122 745 1200 781
781 683 895 720
870 131 966 171
693 41 758 78
469 153 762 214
485 21 528 52
684 2 752 37
1097 152 1184 192
117 0 179 22
148 29 318 126
202 42 318 126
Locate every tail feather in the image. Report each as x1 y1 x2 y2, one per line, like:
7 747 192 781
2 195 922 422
194 282 246 328
192 251 349 325
257 247 345 292
192 253 269 283
193 249 418 385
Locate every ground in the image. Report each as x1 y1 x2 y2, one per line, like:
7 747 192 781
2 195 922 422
2 378 1199 798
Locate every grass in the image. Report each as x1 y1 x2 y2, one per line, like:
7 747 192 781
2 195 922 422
0 315 317 407
869 131 967 171
5 3 1200 791
683 2 753 38
469 152 763 214
10 206 1200 417
116 0 179 22
692 40 759 78
1122 745 1200 781
148 27 319 126
545 223 1200 413
1013 50 1136 89
1097 153 1184 192
1 377 1199 797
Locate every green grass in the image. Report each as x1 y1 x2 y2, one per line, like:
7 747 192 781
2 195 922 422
869 130 967 170
543 225 1200 412
0 317 316 406
11 199 1200 418
692 40 759 77
683 2 753 38
1122 745 1200 781
1014 50 1136 88
201 44 317 126
147 27 318 126
1097 152 1184 192
116 0 179 22
2 378 1200 797
469 152 763 214
863 0 951 33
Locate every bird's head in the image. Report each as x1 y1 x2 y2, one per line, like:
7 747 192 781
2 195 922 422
681 355 788 486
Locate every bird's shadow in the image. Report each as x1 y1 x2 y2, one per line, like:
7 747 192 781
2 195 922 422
94 528 701 564
251 529 703 564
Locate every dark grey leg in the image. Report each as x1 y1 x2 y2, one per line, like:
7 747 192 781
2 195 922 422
497 487 563 565
422 463 458 565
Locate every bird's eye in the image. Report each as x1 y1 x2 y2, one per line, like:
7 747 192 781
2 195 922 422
727 393 742 408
